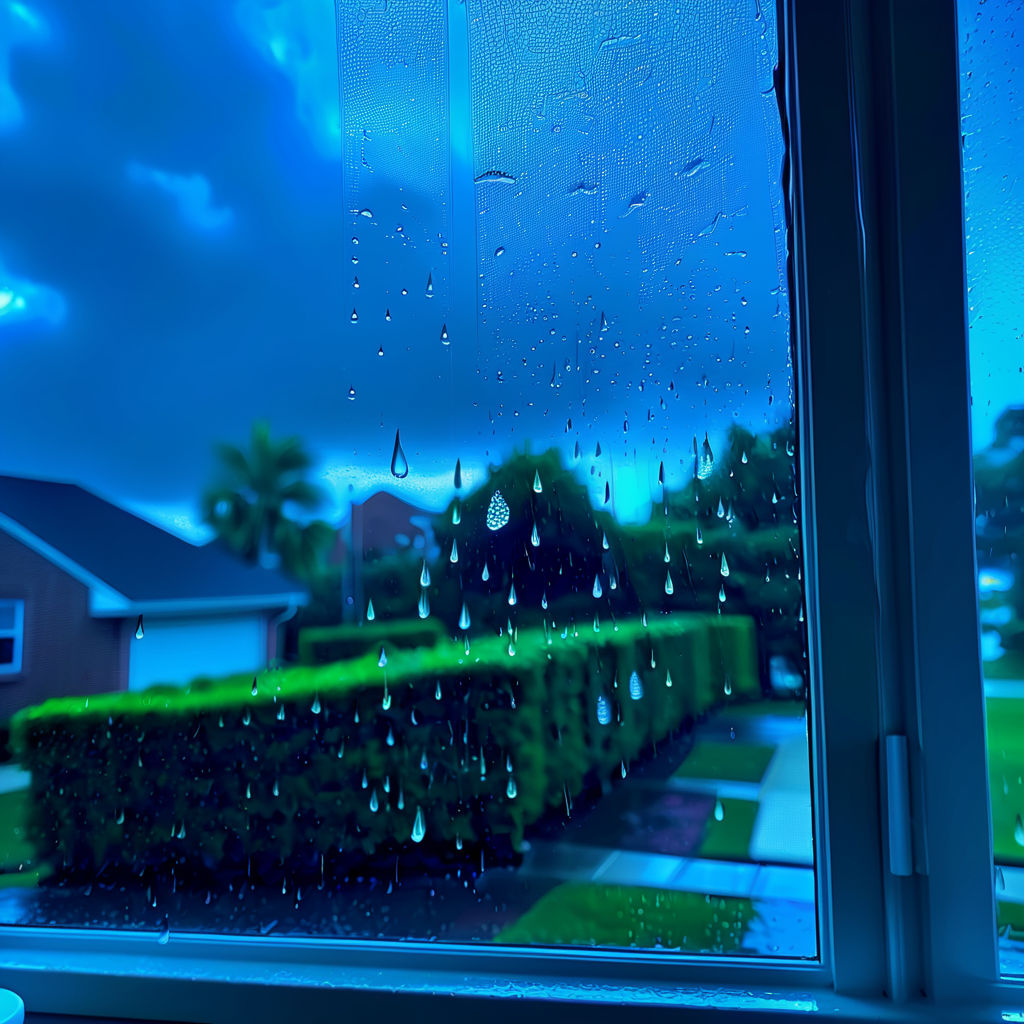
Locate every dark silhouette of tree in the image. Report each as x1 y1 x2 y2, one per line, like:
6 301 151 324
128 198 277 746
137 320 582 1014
201 420 335 582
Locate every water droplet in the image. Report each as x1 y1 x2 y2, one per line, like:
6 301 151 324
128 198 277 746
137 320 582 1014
600 311 609 332
440 323 449 345
481 561 490 582
596 695 611 725
311 695 321 714
507 581 517 606
601 531 610 550
641 610 648 627
724 679 733 696
135 615 145 640
347 386 356 401
665 669 673 688
276 705 285 721
494 245 506 257
506 776 518 799
350 308 359 324
604 482 610 504
486 491 511 531
272 779 279 797
418 589 430 619
696 525 703 545
358 208 373 219
533 470 543 493
697 434 715 480
251 678 258 697
377 345 384 356
720 553 730 577
390 430 409 479
411 806 427 842
459 602 471 630
665 570 674 595
664 542 671 564
714 799 725 822
592 574 603 599
621 760 628 778
541 591 548 610
378 647 388 668
716 497 725 518
386 725 395 747
157 921 170 945
449 537 459 563
384 308 392 322
456 833 464 851
369 789 379 812
435 680 442 700
425 273 434 299
1015 814 1024 847
420 561 431 587
658 461 665 486
741 451 749 464
453 458 462 489
530 522 540 547
719 584 727 603
629 671 644 700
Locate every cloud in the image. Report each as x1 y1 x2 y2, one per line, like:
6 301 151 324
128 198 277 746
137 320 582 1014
0 257 66 328
126 161 235 232
0 0 50 133
234 0 340 159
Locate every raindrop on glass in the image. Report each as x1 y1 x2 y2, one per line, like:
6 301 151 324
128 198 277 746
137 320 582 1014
459 602 471 630
411 807 427 843
366 599 375 621
420 561 431 587
720 553 730 577
592 574 603 599
135 615 145 640
596 695 611 725
665 570 674 596
532 470 542 493
390 430 409 479
486 491 511 531
629 671 644 701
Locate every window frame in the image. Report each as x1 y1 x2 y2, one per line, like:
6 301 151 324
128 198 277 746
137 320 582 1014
0 599 24 676
0 0 1011 1019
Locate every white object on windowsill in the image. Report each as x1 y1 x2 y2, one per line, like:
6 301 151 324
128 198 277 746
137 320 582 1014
0 989 23 1024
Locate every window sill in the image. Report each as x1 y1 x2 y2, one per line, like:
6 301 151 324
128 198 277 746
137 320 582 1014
0 929 1014 1024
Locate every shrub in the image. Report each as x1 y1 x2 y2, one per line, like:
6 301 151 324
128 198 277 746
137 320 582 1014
297 618 446 665
12 614 757 886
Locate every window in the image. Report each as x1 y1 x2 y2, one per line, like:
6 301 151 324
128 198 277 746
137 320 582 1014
0 0 1015 1020
0 600 23 675
960 0 1024 978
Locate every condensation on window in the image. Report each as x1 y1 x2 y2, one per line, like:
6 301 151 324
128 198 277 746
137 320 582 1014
959 0 1024 977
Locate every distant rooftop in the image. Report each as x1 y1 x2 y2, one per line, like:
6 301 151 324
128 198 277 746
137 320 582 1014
0 474 306 607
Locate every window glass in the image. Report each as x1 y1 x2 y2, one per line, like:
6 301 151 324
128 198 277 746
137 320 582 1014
959 0 1024 977
0 0 813 956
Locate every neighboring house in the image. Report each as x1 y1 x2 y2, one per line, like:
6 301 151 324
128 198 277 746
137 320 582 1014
328 491 439 622
0 474 308 720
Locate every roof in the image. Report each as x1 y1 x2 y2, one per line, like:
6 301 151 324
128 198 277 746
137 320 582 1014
0 474 307 614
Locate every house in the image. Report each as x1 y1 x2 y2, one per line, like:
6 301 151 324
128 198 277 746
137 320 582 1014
328 491 439 621
0 474 308 720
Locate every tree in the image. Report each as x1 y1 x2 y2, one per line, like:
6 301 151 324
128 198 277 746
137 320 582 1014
201 420 336 582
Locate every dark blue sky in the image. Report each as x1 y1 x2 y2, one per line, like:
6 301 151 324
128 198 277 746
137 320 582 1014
0 0 796 538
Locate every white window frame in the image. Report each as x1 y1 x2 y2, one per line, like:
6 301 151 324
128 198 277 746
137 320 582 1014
0 0 1013 1020
0 600 24 676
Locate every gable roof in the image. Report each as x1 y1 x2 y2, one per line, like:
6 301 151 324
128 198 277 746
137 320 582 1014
0 475 307 615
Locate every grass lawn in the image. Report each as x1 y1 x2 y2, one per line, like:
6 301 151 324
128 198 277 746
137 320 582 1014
674 740 776 784
0 789 49 888
696 798 759 861
494 882 756 952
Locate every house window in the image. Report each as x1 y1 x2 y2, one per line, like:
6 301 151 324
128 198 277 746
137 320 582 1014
0 600 23 675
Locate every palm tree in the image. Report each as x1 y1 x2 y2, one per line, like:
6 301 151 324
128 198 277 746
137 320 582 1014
201 421 335 579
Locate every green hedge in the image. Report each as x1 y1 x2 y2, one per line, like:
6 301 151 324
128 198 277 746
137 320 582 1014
297 618 446 665
12 614 758 885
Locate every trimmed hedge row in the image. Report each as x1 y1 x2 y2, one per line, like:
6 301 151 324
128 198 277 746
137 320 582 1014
11 613 758 885
297 619 445 665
